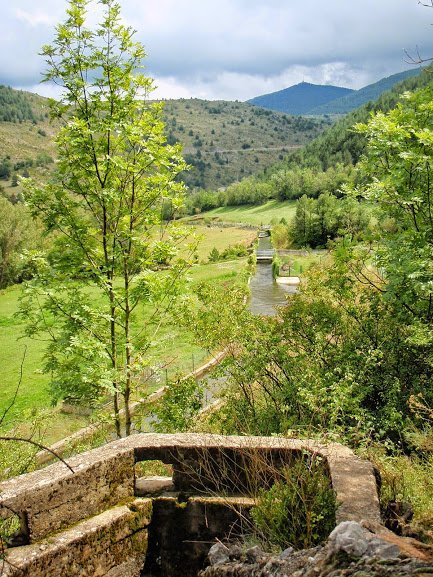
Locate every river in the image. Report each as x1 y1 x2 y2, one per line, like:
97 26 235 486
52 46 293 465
249 236 297 316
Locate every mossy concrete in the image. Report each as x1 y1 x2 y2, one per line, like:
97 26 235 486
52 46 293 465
0 434 381 576
2 499 152 577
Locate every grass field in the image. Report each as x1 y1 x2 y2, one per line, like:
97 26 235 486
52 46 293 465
0 225 254 439
185 224 256 261
190 200 297 227
278 251 330 276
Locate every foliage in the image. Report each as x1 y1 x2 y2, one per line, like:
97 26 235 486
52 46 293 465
21 0 189 436
270 163 355 202
270 221 292 249
0 157 11 180
292 192 370 247
251 455 336 550
185 164 355 214
0 85 38 123
207 243 249 263
153 376 204 433
0 198 42 288
353 85 433 329
365 443 433 536
271 254 281 279
184 249 433 443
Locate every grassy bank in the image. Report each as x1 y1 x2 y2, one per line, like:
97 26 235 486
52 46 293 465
190 200 297 226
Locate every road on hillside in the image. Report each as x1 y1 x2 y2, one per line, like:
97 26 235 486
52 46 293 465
182 144 302 154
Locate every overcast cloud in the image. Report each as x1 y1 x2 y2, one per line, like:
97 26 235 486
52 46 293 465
2 0 433 101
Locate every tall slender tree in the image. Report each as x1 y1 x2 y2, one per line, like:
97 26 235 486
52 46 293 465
21 0 189 436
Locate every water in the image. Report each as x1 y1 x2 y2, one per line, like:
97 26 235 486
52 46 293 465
249 263 296 316
249 236 297 316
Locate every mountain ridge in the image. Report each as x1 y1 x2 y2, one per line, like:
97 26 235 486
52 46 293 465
247 82 353 115
0 88 328 194
247 68 424 116
306 67 423 115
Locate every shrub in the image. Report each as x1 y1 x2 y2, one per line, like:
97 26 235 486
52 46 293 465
251 454 336 550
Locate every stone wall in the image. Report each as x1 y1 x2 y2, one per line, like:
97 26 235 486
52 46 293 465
0 434 381 577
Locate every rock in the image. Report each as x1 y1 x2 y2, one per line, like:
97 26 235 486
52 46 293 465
246 546 263 564
200 523 433 577
228 545 243 560
328 521 400 561
208 542 230 566
366 537 400 560
279 546 294 560
328 521 370 557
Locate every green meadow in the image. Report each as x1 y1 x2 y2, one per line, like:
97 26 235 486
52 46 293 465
0 224 254 440
190 200 297 226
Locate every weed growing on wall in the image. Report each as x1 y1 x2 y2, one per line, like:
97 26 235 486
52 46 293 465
251 454 336 550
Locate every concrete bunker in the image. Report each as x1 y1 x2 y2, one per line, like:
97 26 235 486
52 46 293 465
0 434 380 576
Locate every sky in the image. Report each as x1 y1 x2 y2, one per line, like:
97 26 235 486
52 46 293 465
2 0 433 102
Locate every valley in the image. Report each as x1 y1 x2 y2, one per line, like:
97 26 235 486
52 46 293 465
2 17 433 565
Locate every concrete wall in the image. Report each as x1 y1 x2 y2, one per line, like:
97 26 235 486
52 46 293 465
0 434 381 577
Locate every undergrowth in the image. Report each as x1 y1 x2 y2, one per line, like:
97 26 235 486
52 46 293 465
251 454 336 550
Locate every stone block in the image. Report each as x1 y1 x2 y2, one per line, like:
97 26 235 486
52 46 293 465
2 499 152 577
0 446 136 541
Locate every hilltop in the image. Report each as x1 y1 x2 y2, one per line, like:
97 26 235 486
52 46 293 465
247 82 353 115
246 68 424 117
162 98 329 189
306 67 423 115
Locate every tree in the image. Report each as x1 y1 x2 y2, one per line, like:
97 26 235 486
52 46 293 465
0 158 11 180
0 198 40 288
292 195 316 246
21 0 189 437
354 85 433 327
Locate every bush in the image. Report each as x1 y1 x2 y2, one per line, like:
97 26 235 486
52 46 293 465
251 454 336 550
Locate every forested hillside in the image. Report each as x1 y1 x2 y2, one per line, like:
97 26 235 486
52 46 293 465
0 85 50 123
284 65 433 171
247 82 353 115
306 67 422 115
163 98 329 188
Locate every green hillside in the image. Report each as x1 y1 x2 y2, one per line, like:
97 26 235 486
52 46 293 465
247 82 354 115
306 67 423 115
283 64 433 171
162 98 330 189
0 87 329 197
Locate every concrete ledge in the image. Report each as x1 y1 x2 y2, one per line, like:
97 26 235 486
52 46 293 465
276 276 300 285
2 499 152 577
0 444 136 540
0 434 381 576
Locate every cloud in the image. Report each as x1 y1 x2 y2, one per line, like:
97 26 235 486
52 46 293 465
15 8 58 28
2 0 433 100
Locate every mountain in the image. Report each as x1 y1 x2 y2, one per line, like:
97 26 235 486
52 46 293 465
281 63 433 172
247 82 354 115
162 99 329 189
306 68 424 115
